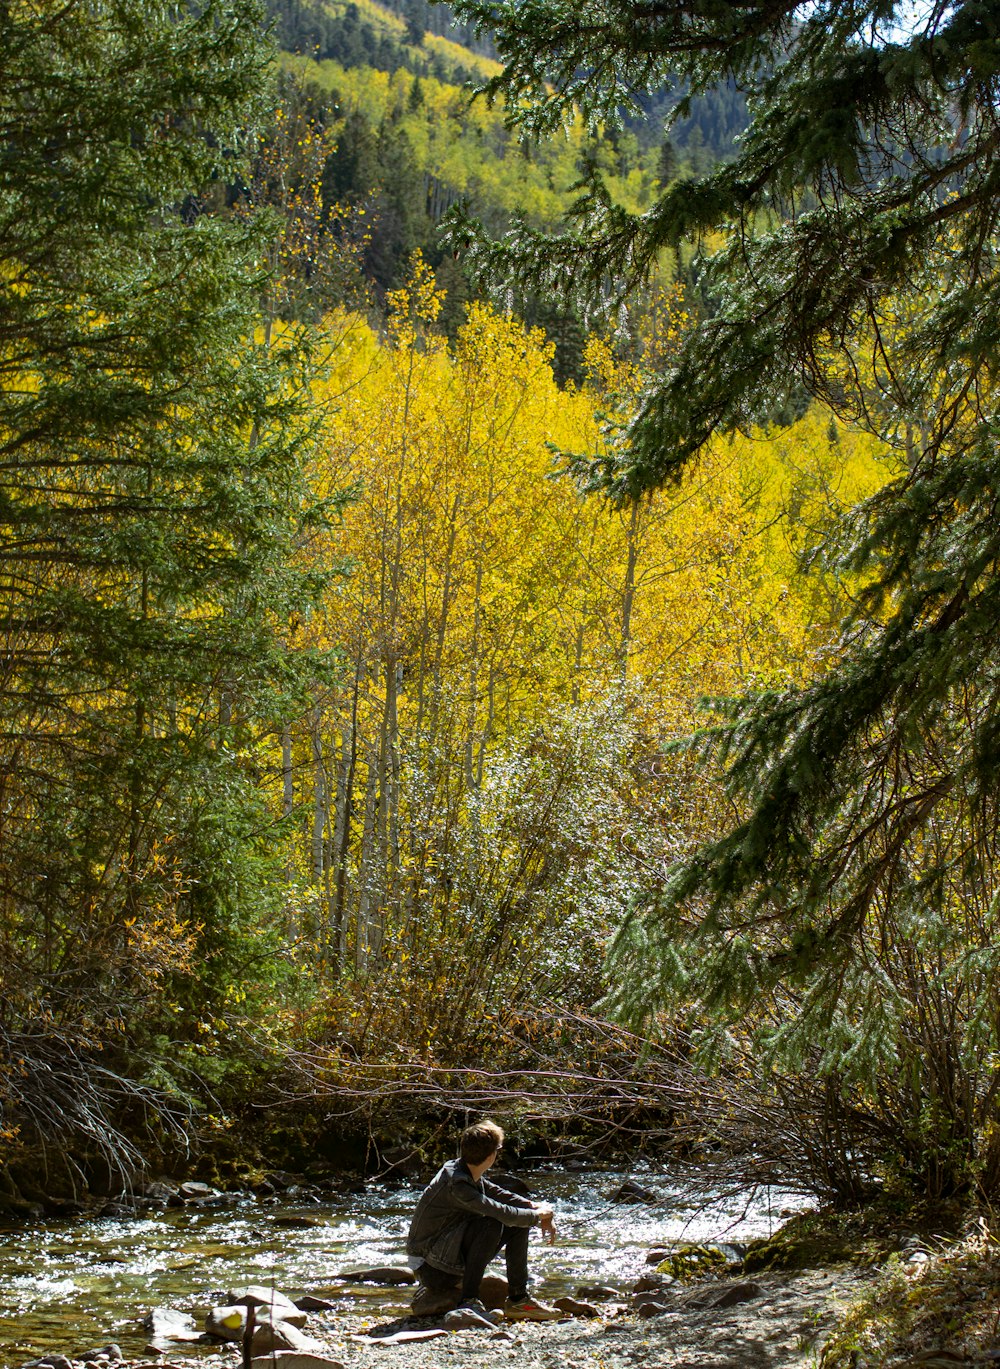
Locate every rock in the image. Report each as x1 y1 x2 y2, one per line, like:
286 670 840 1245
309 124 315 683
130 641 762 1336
276 1215 320 1228
139 1181 178 1201
356 1329 449 1345
902 1355 970 1367
636 1299 673 1320
655 1243 729 1278
42 1197 86 1218
0 1197 45 1220
250 1357 346 1369
377 1146 423 1176
412 1285 461 1317
142 1308 201 1343
608 1178 660 1204
266 1170 305 1190
682 1281 763 1310
210 1298 313 1344
81 1346 123 1363
633 1273 675 1294
553 1296 598 1318
742 1211 866 1272
337 1266 416 1285
195 1193 238 1209
575 1284 619 1301
294 1295 339 1312
205 1304 248 1341
98 1201 133 1218
178 1181 219 1200
251 1319 323 1356
645 1247 672 1264
478 1275 509 1309
443 1306 497 1331
227 1285 307 1324
23 1359 75 1369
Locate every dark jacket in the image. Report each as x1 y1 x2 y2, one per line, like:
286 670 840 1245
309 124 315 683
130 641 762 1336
406 1158 538 1276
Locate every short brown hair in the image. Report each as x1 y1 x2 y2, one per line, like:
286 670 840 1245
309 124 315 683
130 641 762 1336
460 1119 504 1166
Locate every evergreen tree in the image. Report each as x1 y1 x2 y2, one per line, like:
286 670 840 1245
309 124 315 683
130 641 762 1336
656 137 677 186
448 1 1000 1103
0 0 326 1174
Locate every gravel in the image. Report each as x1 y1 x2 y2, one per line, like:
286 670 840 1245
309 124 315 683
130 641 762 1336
107 1265 870 1369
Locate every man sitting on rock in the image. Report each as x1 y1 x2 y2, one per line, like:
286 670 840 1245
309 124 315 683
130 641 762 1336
406 1119 560 1323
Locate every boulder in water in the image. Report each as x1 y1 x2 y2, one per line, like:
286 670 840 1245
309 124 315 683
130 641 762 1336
608 1179 660 1204
97 1201 133 1218
142 1307 202 1345
265 1170 304 1190
337 1266 415 1285
179 1181 219 1200
138 1180 177 1202
575 1284 619 1301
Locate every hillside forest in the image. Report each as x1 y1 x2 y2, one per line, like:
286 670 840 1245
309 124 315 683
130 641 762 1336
3 0 997 1230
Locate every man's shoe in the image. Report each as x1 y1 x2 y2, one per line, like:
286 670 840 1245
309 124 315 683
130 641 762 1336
411 1285 460 1317
503 1295 561 1322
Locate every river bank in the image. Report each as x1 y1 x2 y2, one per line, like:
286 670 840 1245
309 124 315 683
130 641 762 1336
14 1261 872 1369
316 1263 871 1369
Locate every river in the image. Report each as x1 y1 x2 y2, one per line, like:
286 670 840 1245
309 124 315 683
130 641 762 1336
0 1167 808 1366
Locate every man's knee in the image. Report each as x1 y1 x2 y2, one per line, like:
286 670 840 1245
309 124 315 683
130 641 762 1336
417 1262 460 1293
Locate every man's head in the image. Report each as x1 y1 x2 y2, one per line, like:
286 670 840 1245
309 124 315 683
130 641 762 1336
460 1118 504 1167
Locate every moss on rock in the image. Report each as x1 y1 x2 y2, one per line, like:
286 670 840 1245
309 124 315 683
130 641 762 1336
657 1243 731 1279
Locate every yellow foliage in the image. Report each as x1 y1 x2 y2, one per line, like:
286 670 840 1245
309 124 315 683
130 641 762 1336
274 264 895 988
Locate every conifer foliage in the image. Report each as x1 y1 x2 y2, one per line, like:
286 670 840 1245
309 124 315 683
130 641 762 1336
0 0 322 1176
450 0 1000 1190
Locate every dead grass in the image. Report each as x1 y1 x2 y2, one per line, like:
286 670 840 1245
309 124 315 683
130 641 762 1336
820 1216 1000 1367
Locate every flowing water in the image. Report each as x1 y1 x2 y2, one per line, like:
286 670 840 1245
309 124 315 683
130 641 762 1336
0 1168 808 1367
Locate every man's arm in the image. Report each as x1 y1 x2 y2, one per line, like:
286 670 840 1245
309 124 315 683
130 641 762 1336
482 1176 557 1243
448 1172 541 1226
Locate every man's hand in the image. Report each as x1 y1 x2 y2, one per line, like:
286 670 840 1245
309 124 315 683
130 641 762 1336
534 1203 557 1245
